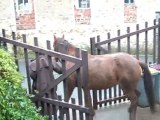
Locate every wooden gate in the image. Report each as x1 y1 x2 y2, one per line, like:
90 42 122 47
0 29 93 120
90 19 160 109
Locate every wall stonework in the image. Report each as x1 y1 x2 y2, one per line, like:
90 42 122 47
0 0 16 31
0 0 160 47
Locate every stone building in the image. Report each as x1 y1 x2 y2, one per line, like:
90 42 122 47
0 0 160 46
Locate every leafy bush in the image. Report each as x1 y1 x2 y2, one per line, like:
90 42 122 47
0 49 48 120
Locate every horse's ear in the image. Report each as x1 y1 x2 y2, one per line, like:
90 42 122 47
53 35 57 46
54 34 57 41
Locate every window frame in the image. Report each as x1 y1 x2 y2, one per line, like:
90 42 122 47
15 0 33 16
78 0 90 9
17 0 30 10
124 0 134 4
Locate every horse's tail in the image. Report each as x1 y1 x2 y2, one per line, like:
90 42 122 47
139 61 155 112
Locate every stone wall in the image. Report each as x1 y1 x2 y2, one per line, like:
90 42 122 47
0 0 16 31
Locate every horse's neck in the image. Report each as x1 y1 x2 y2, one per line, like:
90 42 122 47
68 46 76 56
67 45 94 58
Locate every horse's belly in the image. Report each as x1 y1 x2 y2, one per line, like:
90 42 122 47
88 58 119 90
88 78 118 90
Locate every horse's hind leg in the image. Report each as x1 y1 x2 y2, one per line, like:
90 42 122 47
120 78 139 120
125 90 138 120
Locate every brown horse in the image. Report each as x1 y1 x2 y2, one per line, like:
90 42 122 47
53 35 155 120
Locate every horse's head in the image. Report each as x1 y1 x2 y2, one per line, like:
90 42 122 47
53 35 76 61
54 35 65 52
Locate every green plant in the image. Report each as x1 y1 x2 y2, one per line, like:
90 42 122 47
0 49 48 120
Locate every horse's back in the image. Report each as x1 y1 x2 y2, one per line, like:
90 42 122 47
88 52 142 89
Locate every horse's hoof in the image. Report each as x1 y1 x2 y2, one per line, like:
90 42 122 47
90 109 95 116
128 107 131 113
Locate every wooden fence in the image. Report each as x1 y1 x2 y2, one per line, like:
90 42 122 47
0 29 93 120
1 19 160 119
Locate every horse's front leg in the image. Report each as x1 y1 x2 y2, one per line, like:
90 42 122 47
83 88 95 116
64 80 75 101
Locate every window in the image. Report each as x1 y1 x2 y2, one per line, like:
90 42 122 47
18 0 31 10
124 0 134 3
15 0 32 16
24 0 28 4
78 0 90 8
18 0 22 4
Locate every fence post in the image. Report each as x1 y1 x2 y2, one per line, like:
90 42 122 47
59 43 68 102
97 35 101 55
46 40 57 99
75 48 84 119
117 29 121 52
145 22 148 63
127 27 131 54
90 37 98 110
107 33 111 53
158 18 160 64
33 37 43 114
136 24 140 59
46 40 58 119
1 29 7 50
81 50 93 120
23 34 32 94
90 37 96 55
153 19 156 63
12 31 19 71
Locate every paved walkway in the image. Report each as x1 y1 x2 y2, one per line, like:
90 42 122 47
94 102 160 120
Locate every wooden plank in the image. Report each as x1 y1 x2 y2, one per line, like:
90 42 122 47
0 37 81 64
71 98 77 120
97 95 127 105
40 97 90 113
